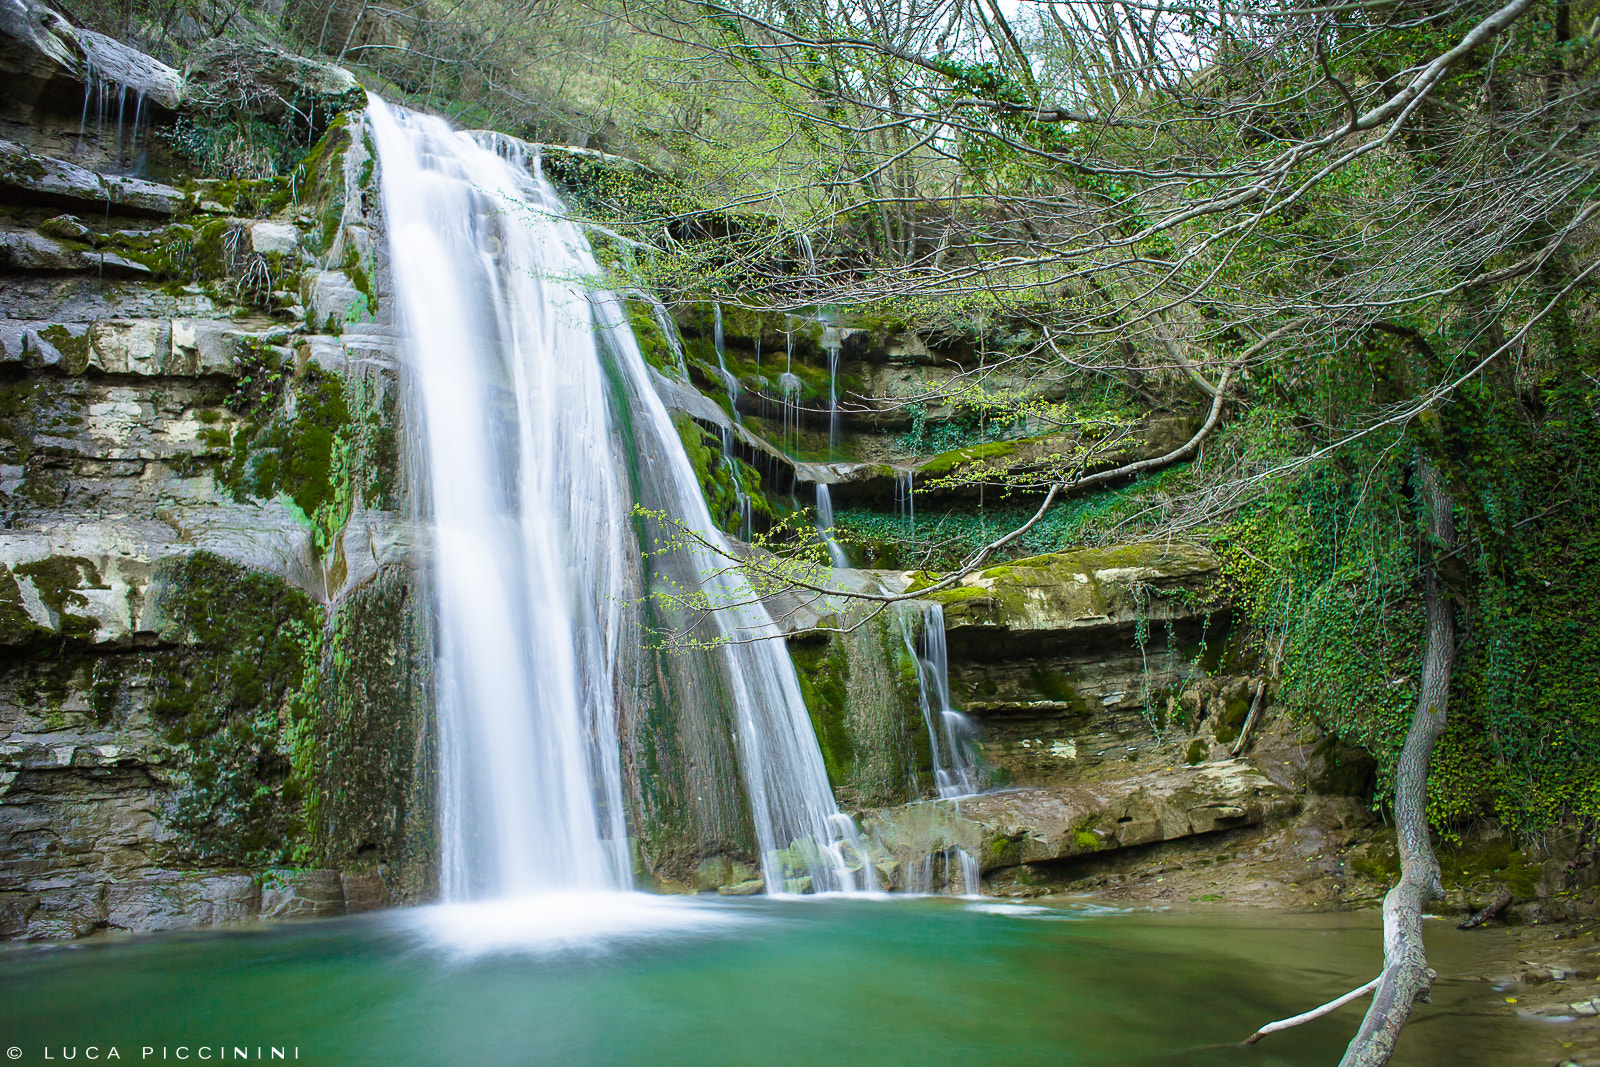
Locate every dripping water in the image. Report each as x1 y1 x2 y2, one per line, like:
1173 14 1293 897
814 483 850 569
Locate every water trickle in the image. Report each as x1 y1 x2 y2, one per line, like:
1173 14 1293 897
894 469 915 532
898 602 982 799
720 425 753 541
814 483 850 569
778 372 802 455
710 303 744 416
822 326 841 457
369 97 869 899
643 295 690 381
903 846 982 895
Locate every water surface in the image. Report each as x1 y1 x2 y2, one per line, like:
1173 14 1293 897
0 896 1538 1065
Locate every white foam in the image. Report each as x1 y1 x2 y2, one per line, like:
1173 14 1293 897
400 891 757 959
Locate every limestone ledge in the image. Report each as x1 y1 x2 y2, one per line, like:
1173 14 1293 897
0 138 183 217
915 544 1219 657
0 866 389 940
863 759 1298 880
0 316 290 377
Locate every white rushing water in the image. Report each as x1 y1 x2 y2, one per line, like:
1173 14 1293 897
814 483 851 569
369 97 872 899
898 602 983 799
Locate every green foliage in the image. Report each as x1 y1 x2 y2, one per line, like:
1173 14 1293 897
1217 332 1600 837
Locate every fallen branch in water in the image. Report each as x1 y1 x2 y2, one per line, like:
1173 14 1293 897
1458 888 1513 930
1243 976 1382 1044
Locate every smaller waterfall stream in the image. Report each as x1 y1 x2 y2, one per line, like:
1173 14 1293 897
899 602 983 799
894 470 915 532
822 327 841 456
814 483 850 568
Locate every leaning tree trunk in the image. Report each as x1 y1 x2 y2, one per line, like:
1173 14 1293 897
1339 450 1457 1067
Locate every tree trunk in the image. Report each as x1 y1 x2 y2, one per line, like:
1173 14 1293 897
1339 448 1456 1067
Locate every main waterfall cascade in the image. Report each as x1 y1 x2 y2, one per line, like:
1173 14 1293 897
368 97 875 899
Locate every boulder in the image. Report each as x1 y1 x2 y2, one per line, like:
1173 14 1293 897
864 759 1298 876
0 1 180 118
0 229 150 274
184 39 364 135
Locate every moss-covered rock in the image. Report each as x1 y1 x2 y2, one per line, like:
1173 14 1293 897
921 544 1219 656
144 552 322 866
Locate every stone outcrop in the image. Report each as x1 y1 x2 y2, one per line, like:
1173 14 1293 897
0 10 436 940
0 138 185 216
863 759 1297 883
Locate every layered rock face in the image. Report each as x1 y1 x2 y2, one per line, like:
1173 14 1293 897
0 6 430 940
832 547 1343 896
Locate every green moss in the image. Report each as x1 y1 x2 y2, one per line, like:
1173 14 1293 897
920 438 1019 475
0 566 48 645
671 412 768 536
626 299 680 375
15 557 103 639
789 637 853 785
147 552 323 865
215 359 359 556
1436 837 1540 897
1185 738 1207 765
926 585 989 605
1350 832 1401 882
37 325 89 373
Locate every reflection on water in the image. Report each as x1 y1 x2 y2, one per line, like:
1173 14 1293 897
0 898 1542 1066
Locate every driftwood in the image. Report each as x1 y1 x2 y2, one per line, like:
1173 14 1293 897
1243 976 1381 1044
1230 679 1267 757
1458 888 1514 929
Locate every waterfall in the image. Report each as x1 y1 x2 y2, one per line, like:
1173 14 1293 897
778 372 802 456
370 99 631 898
814 483 850 569
796 232 816 275
368 97 870 898
894 470 915 532
898 603 982 799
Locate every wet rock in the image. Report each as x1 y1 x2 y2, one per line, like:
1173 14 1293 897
259 869 346 920
250 222 300 256
920 544 1219 658
305 269 371 330
105 871 258 931
74 28 182 109
0 230 150 274
717 879 765 896
340 871 389 913
865 759 1297 875
0 139 183 216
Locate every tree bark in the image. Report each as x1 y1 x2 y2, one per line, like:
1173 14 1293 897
1338 448 1456 1067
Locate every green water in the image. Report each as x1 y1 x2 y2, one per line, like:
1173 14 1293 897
0 895 1538 1066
